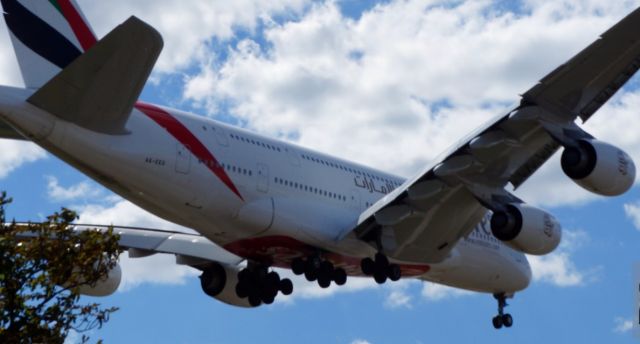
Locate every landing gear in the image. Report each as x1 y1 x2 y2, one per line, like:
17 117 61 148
291 256 348 288
360 252 402 284
492 293 513 329
235 265 293 307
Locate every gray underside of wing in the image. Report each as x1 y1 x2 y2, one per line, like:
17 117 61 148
0 118 26 140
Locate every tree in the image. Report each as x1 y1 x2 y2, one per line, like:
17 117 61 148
0 192 121 343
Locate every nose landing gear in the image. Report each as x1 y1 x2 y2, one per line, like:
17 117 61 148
491 293 513 329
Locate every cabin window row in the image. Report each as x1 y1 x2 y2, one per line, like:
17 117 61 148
274 177 347 201
299 153 401 187
229 133 282 152
199 159 253 176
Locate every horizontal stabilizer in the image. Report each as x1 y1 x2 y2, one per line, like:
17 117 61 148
27 16 163 134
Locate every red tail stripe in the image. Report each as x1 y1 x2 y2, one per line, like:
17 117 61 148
135 102 244 201
57 0 96 51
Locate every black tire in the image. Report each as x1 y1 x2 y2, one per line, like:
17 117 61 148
266 271 280 286
387 264 401 282
502 314 513 328
361 257 375 275
375 252 389 267
333 268 347 286
304 269 317 282
374 271 387 284
238 268 251 282
262 293 275 305
291 258 305 275
492 315 503 329
248 294 262 307
279 278 294 295
318 275 331 288
235 282 248 298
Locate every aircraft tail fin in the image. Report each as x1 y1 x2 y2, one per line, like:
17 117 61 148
27 16 163 134
1 0 97 89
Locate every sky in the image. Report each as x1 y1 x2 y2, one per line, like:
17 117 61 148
1 0 640 342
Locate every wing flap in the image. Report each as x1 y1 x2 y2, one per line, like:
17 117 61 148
27 16 163 134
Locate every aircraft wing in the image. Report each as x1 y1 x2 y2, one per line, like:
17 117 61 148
0 118 26 140
350 7 640 263
14 223 243 268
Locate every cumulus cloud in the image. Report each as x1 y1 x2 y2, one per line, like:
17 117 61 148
421 282 474 301
527 230 594 287
351 340 372 344
75 197 198 291
0 139 46 179
78 0 309 73
45 176 102 202
613 316 634 334
624 201 640 231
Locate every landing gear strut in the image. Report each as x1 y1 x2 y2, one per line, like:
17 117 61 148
235 265 293 307
291 256 347 288
491 293 513 329
360 252 401 284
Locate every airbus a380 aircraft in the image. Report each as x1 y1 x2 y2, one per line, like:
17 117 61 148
1 0 638 329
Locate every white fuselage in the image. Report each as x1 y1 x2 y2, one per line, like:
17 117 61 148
0 85 531 294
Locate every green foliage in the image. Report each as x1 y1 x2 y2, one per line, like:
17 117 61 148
0 192 122 343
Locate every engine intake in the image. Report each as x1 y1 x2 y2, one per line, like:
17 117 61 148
561 139 635 196
200 263 253 308
490 204 561 255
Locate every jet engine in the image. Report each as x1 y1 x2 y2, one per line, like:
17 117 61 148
490 204 561 255
200 262 253 308
78 262 122 297
561 139 635 196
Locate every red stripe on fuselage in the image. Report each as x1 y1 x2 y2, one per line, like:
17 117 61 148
57 0 97 51
224 235 430 277
135 102 244 201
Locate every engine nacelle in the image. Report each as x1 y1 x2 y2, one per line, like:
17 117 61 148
490 204 561 255
200 263 253 308
78 262 122 297
561 139 635 196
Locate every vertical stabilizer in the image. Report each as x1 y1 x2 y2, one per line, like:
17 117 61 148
1 0 97 89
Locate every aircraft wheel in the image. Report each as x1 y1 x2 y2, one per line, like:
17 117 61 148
235 282 248 298
248 294 262 307
361 257 375 275
291 258 305 275
333 268 347 286
374 271 387 284
502 314 513 328
279 278 293 295
492 315 503 329
387 264 401 281
304 269 317 282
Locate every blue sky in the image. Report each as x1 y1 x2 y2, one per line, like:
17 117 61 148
2 0 640 342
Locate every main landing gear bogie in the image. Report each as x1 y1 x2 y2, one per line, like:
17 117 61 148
492 293 514 329
291 256 348 288
235 266 293 307
360 252 402 284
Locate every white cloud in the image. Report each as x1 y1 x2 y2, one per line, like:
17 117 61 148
78 0 309 73
421 282 473 301
351 340 372 344
75 198 198 291
624 201 640 231
45 176 101 202
0 139 46 179
527 230 594 287
613 316 634 334
384 280 414 309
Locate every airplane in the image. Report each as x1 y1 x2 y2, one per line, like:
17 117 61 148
0 0 637 330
